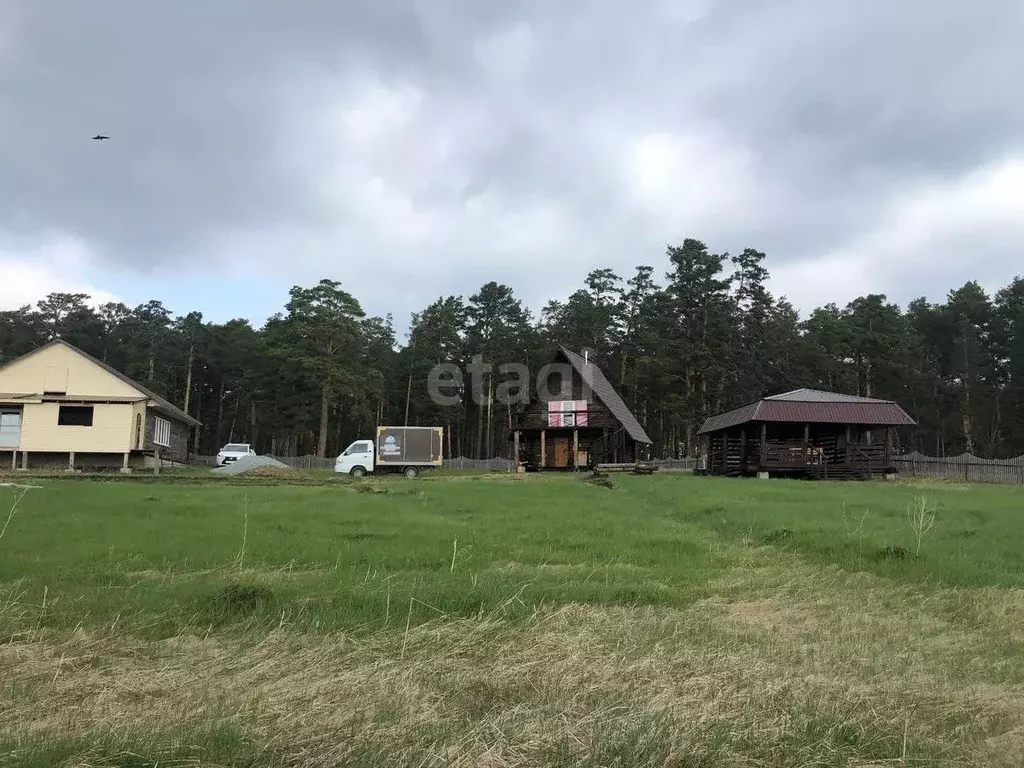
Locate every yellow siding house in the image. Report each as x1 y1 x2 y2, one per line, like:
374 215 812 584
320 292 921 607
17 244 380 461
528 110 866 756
0 340 199 471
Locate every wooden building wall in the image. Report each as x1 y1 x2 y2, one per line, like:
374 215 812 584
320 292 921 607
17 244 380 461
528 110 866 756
514 361 639 468
704 421 893 479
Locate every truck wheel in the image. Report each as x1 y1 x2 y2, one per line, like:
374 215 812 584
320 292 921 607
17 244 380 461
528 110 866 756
350 466 367 478
403 466 419 479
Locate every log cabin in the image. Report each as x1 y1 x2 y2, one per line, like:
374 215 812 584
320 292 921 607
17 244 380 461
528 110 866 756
512 347 652 470
697 388 916 480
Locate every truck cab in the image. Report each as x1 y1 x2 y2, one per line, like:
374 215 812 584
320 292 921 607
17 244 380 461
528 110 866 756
335 439 376 477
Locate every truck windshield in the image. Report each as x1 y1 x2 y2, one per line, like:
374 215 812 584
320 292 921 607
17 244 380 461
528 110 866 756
224 444 249 452
344 442 372 455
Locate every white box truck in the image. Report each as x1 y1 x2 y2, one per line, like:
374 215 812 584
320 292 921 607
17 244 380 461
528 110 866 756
335 426 443 478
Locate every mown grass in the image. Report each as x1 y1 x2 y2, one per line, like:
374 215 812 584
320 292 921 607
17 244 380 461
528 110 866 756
2 473 1024 766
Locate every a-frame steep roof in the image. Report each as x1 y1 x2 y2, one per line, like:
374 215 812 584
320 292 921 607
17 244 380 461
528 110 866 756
558 347 652 444
0 339 200 426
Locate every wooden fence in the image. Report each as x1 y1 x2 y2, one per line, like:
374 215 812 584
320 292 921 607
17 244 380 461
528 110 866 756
193 455 335 470
892 452 1024 484
192 455 517 471
192 455 698 472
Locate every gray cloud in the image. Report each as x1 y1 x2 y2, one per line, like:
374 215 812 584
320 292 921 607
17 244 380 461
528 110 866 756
2 0 1023 318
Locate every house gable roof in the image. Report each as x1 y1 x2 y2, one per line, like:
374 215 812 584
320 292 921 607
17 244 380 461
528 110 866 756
558 347 652 444
0 339 200 426
697 388 916 434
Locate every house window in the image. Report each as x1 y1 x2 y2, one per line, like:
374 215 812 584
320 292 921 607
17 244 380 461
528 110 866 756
58 405 94 426
154 417 171 447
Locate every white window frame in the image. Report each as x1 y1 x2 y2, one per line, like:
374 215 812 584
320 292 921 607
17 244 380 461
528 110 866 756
154 416 171 447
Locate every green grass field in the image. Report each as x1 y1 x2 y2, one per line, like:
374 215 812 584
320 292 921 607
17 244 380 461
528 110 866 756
2 472 1023 766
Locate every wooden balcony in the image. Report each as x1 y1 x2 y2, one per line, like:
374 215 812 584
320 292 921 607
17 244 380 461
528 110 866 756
512 410 593 430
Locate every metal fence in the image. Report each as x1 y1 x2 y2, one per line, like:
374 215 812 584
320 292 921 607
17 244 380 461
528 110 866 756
892 452 1024 484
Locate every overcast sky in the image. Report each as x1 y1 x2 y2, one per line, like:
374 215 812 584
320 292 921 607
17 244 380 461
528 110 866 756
2 1 1023 331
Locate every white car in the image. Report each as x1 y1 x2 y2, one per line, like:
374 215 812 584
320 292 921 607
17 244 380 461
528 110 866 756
216 443 255 466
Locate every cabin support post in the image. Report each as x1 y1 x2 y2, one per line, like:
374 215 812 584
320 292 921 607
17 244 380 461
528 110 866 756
67 452 75 472
540 430 546 469
572 428 579 470
121 452 130 473
845 425 851 462
20 451 27 470
884 426 891 468
759 423 767 471
153 449 161 476
740 427 747 473
513 430 520 472
722 433 729 473
803 423 810 464
10 451 16 471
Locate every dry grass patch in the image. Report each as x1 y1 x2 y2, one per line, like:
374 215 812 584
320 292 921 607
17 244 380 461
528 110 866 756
713 597 822 638
5 587 1024 766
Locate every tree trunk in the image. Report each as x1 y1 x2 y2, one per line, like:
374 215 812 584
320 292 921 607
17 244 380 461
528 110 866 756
990 390 1002 457
485 375 493 459
228 391 241 442
318 384 331 458
250 400 257 447
404 335 416 426
475 398 484 460
183 345 194 414
404 365 414 426
216 380 225 448
192 386 203 454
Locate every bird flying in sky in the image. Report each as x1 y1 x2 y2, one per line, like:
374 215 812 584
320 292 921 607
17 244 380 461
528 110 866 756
91 135 110 140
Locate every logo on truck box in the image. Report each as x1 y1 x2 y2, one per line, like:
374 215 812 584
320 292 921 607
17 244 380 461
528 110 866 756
380 435 401 456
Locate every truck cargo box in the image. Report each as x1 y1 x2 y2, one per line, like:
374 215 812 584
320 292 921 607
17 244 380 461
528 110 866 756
376 426 443 466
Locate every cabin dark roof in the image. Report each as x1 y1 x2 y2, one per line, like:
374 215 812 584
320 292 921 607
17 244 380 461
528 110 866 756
765 388 893 404
2 339 200 427
559 347 652 444
697 388 916 434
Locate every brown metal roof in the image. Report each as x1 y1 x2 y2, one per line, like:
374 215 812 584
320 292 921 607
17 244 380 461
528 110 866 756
559 347 653 444
697 389 916 434
0 340 200 426
765 388 894 404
